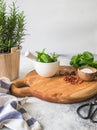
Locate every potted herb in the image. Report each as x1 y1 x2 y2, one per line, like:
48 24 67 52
0 0 26 80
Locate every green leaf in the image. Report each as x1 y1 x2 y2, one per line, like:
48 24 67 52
36 48 58 63
69 51 96 69
82 51 94 62
50 52 58 62
0 0 26 53
70 54 82 68
40 54 52 63
92 61 97 68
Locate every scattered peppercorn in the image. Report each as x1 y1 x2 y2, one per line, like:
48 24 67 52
64 75 83 85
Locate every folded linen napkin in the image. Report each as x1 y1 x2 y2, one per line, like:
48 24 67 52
0 77 41 130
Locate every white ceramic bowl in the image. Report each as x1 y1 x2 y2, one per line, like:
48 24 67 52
34 61 59 77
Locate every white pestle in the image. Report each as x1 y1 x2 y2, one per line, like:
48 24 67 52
25 51 37 61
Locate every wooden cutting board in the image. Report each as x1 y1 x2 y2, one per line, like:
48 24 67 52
10 66 97 104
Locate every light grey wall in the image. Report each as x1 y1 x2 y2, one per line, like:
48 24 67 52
7 0 97 54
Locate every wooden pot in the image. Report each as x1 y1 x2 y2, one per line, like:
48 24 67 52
0 48 20 81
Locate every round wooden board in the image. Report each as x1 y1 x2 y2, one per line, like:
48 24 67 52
11 66 97 104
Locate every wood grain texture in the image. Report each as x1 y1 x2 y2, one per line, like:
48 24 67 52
0 50 20 81
10 66 97 103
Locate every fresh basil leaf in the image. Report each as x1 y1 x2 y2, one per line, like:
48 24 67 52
78 59 87 66
36 48 58 63
70 51 96 69
50 52 58 62
42 48 46 53
41 54 52 63
70 55 80 68
92 61 97 68
82 51 94 62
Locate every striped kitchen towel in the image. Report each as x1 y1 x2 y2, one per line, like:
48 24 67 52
0 77 41 130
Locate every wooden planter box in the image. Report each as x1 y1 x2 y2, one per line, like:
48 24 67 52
0 49 20 81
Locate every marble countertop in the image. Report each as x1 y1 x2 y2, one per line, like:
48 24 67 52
2 54 97 130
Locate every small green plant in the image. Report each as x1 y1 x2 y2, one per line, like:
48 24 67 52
36 48 58 63
0 0 26 53
70 51 97 68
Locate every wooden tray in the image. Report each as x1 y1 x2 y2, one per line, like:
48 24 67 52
10 66 97 104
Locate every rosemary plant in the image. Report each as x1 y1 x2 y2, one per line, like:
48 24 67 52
0 0 26 53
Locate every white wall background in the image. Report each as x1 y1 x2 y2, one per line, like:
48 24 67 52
7 0 97 54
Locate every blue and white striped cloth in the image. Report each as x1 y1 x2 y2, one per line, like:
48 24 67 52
0 77 41 130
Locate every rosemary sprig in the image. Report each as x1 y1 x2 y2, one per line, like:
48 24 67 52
0 0 26 53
